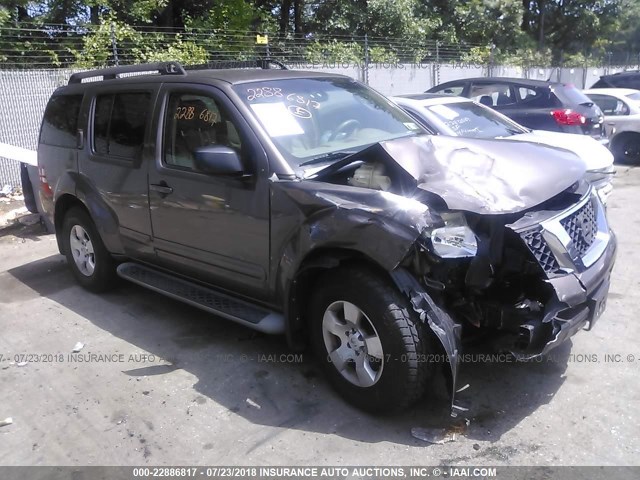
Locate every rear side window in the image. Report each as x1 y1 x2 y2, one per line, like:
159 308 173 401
599 75 640 89
591 79 612 89
40 94 83 147
553 85 592 107
588 94 629 116
92 92 150 160
515 85 551 107
432 85 464 96
469 83 515 107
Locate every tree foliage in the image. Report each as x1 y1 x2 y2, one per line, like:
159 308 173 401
0 0 638 66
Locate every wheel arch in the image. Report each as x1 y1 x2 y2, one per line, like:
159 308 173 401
283 247 395 351
53 179 124 256
54 194 88 255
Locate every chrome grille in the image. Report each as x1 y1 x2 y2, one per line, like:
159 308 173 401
560 200 597 257
522 229 560 274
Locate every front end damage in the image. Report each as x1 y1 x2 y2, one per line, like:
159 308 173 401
394 182 616 412
304 134 617 414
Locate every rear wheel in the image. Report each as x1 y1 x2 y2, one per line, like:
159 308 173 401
309 267 433 413
613 134 640 164
62 207 117 292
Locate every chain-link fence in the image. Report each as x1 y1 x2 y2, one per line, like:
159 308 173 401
0 69 76 186
0 24 489 68
1 25 640 187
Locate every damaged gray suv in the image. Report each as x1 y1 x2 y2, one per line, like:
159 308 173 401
38 62 616 414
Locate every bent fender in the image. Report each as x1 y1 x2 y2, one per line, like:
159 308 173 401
391 268 462 416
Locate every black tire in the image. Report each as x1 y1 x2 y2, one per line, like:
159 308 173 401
62 207 117 292
309 266 433 414
20 163 38 214
613 134 640 164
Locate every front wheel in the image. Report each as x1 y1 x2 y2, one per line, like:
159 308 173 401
310 267 433 413
62 207 117 292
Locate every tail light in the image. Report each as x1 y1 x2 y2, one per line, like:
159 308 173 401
551 109 586 126
38 166 53 197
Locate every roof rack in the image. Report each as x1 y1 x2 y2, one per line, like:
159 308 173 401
184 59 288 71
68 61 186 85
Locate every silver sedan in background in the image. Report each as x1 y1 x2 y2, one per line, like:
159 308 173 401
583 88 640 164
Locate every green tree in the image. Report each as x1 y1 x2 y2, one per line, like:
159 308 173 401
454 0 527 48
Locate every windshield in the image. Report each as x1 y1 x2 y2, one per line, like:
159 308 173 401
233 78 422 168
422 102 527 138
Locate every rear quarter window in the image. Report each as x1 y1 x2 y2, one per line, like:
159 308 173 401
437 85 464 96
40 94 83 147
553 85 593 106
92 92 151 160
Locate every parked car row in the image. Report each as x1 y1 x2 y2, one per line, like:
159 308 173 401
30 61 616 415
392 93 614 203
415 74 640 167
427 77 607 142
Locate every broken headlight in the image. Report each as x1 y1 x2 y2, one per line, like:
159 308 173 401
427 213 478 258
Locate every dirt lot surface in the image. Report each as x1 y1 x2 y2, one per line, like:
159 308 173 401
0 168 638 466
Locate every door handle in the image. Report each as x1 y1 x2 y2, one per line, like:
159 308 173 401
150 182 173 196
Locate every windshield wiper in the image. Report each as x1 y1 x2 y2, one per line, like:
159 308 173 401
299 150 359 167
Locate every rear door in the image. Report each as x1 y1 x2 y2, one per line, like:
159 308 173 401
510 84 560 130
80 86 157 259
147 83 271 300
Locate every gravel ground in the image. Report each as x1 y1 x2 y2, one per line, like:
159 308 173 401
0 167 638 467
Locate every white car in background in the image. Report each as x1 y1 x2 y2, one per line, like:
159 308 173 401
392 94 615 203
583 88 640 164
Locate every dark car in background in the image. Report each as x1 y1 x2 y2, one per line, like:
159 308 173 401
427 77 607 143
592 70 640 90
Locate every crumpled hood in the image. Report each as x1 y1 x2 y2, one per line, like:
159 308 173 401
377 135 586 214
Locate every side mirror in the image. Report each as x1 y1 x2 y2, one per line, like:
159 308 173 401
193 145 244 176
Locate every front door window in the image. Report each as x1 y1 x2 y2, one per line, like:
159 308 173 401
163 92 243 170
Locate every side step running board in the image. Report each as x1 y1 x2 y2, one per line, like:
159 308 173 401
117 262 285 334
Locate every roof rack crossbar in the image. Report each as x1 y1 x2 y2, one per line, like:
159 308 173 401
68 61 186 85
184 59 288 71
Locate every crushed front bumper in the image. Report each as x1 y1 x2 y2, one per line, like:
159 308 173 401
508 190 617 359
513 230 616 360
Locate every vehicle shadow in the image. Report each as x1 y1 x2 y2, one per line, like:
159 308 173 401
0 218 48 241
4 253 570 447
